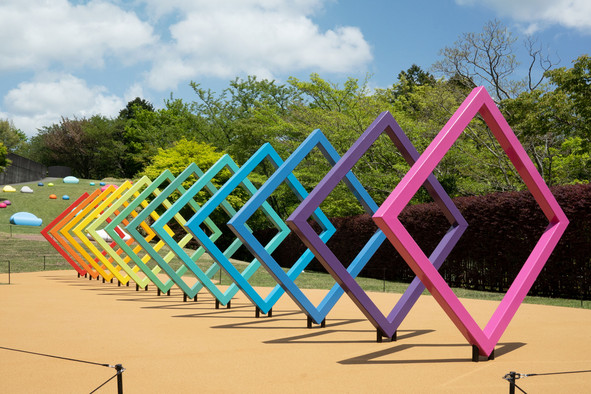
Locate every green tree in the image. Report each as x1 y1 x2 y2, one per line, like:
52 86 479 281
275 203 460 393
388 64 436 101
0 142 8 173
118 97 154 120
503 55 591 184
121 97 205 177
190 76 300 160
140 139 253 225
32 116 125 179
0 119 27 153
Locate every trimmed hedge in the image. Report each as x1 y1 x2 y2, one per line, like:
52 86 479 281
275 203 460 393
255 183 591 300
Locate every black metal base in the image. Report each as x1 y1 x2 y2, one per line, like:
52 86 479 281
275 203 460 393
255 307 273 318
472 345 495 362
126 281 129 287
167 289 170 296
118 280 121 287
376 329 397 343
307 316 326 328
215 300 231 309
183 293 197 302
145 285 148 291
102 277 105 283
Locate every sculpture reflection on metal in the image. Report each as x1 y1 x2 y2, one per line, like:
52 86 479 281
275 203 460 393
286 112 467 338
373 87 569 358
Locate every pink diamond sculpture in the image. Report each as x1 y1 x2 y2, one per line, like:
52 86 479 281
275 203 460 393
373 86 569 359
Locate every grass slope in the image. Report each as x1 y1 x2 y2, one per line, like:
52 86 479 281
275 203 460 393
0 178 124 235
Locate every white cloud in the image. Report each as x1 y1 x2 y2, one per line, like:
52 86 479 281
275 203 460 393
0 74 124 136
143 0 372 90
0 0 157 71
456 0 591 33
0 1 372 134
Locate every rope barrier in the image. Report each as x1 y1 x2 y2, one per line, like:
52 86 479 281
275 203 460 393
0 346 111 367
503 369 591 393
89 366 125 394
0 346 124 393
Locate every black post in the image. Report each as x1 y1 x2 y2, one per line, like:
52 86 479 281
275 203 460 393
472 345 479 362
115 364 124 394
43 255 46 271
8 260 10 285
508 371 516 394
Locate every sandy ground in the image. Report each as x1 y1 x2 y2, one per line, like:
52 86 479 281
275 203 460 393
1 270 590 393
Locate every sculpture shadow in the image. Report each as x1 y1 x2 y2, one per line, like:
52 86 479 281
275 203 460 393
264 328 433 345
338 341 526 364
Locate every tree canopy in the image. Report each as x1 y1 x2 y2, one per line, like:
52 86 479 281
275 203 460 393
13 20 590 222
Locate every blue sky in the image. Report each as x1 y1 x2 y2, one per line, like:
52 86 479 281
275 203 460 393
1 0 589 137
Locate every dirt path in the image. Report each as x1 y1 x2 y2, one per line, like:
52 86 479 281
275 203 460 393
1 270 591 393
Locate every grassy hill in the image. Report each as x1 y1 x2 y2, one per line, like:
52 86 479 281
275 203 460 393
0 178 126 235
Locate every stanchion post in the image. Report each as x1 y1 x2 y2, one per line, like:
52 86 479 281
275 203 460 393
43 255 46 271
8 260 10 285
115 364 124 394
508 371 516 394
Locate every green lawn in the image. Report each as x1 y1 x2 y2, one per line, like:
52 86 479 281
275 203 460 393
0 236 589 310
0 178 126 235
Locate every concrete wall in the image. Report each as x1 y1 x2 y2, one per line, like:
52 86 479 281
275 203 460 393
47 166 72 178
0 153 47 185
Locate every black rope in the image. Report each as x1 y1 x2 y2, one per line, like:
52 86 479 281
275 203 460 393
504 369 591 393
525 369 591 377
89 368 124 394
513 382 527 394
0 346 112 368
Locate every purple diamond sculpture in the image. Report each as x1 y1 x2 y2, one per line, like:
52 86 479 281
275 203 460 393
287 111 467 340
